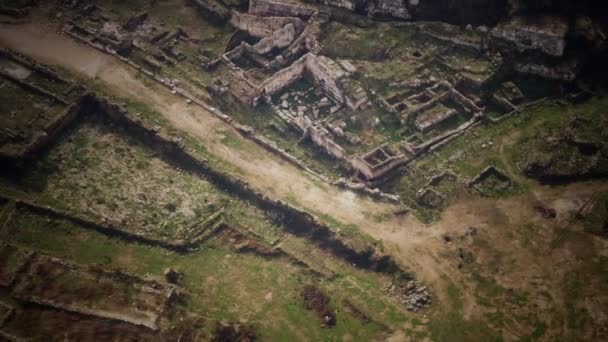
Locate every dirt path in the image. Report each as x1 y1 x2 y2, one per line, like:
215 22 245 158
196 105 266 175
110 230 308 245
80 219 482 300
0 24 461 308
10 23 600 312
8 22 595 305
0 22 409 244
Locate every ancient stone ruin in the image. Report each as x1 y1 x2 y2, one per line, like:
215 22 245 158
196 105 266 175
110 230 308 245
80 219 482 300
352 145 408 184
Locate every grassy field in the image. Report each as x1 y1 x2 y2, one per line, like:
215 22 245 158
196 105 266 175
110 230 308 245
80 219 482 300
0 204 411 340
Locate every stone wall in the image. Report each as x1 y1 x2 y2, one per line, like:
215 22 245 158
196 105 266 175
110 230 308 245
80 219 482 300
352 146 408 181
490 16 569 57
446 81 484 113
189 0 230 21
369 0 410 20
318 0 355 11
295 114 345 159
277 12 325 65
230 12 304 38
252 23 298 54
258 53 346 104
415 108 457 132
352 154 407 181
249 0 319 19
259 53 308 95
514 60 577 81
306 55 346 104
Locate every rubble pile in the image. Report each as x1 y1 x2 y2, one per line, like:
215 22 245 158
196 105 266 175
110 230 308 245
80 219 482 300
384 280 432 312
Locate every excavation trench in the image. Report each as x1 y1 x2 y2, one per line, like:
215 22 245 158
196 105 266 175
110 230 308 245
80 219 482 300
81 94 406 275
5 93 408 277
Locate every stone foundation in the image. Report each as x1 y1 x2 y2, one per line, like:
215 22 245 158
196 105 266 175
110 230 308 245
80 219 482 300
250 0 321 19
230 11 304 38
352 145 408 181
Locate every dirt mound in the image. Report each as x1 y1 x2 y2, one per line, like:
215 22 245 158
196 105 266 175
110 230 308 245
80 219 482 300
301 285 336 327
521 114 608 182
534 205 557 219
211 322 257 342
1 304 160 341
217 226 278 257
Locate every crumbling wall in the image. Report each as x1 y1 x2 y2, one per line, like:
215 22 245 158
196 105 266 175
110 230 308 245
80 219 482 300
490 16 569 57
352 154 407 181
317 0 355 11
0 72 81 162
352 146 408 181
446 82 484 113
276 12 325 65
514 61 577 81
294 114 345 159
415 108 458 132
9 250 175 331
307 0 506 25
230 12 304 38
258 54 346 104
408 113 482 156
259 54 307 95
189 0 230 21
249 0 319 19
401 92 448 122
252 23 298 54
223 45 245 65
369 0 411 20
305 55 346 104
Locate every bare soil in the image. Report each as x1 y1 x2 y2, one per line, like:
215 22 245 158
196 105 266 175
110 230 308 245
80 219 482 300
0 242 30 287
1 304 160 341
211 322 257 342
301 285 336 327
11 253 171 328
214 226 278 257
0 21 399 236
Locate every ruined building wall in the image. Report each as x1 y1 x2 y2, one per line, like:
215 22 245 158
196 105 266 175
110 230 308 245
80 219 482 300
490 17 568 57
249 0 318 19
317 0 355 11
369 0 410 20
223 45 244 64
352 155 406 181
230 12 304 38
189 0 230 21
259 53 345 104
514 61 577 81
252 23 298 54
305 55 345 104
309 127 345 159
260 54 307 95
279 14 324 64
352 157 377 180
446 82 484 113
294 115 345 159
